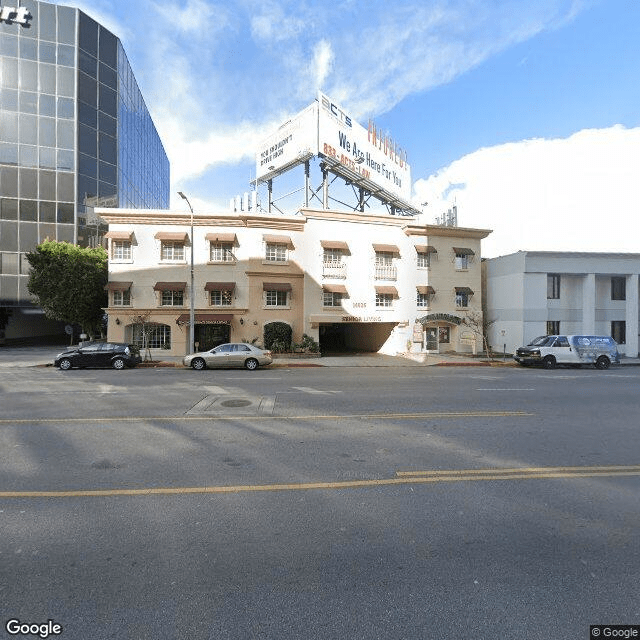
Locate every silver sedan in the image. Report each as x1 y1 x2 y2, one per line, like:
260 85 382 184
183 343 273 370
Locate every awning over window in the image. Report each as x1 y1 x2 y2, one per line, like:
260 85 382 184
204 282 236 292
416 285 435 295
104 281 132 291
176 313 233 325
153 281 187 291
375 286 399 297
455 287 475 295
321 240 350 252
373 243 400 254
154 231 189 242
452 247 475 256
414 245 437 254
322 284 348 294
263 282 292 292
263 234 295 248
205 233 237 244
104 231 133 241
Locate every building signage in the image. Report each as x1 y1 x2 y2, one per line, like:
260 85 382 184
255 92 413 206
341 316 382 322
0 5 31 24
416 313 463 325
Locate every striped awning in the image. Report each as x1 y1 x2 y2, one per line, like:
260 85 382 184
375 286 399 297
204 282 236 291
205 233 237 244
104 281 132 291
453 247 475 256
263 282 292 292
153 282 187 291
416 285 435 295
373 243 400 254
263 234 294 248
321 240 350 252
322 284 348 294
104 231 133 241
455 287 474 295
414 245 437 254
154 231 189 242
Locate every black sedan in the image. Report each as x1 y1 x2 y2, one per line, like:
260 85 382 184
54 342 142 370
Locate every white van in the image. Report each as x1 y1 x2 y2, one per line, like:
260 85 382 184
514 335 620 370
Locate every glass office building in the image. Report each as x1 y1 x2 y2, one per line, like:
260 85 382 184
0 0 169 321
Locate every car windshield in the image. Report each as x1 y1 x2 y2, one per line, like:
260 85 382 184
528 336 554 346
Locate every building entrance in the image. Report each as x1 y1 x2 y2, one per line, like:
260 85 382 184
194 323 230 351
318 322 396 353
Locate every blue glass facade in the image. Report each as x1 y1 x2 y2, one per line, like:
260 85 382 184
0 0 169 307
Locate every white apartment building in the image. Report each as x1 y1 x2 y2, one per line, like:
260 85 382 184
484 251 640 357
97 206 491 358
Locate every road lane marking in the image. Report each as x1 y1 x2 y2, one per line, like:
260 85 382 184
0 411 533 424
476 388 535 391
0 465 637 499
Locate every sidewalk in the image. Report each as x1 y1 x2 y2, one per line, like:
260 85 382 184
1 343 638 368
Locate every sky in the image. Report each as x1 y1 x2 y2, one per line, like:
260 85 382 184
65 0 639 258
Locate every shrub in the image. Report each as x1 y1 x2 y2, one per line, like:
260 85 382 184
264 322 292 352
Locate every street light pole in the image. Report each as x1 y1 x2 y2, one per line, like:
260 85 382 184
177 191 195 354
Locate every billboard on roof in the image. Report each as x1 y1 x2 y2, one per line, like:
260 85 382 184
255 93 413 208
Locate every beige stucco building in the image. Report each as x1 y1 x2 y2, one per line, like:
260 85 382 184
97 206 491 358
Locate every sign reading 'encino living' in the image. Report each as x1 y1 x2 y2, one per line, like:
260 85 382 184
0 5 31 23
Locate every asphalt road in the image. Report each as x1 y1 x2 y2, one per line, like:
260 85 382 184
1 364 639 639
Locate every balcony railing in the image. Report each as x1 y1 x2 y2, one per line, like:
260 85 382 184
323 261 347 279
374 264 397 280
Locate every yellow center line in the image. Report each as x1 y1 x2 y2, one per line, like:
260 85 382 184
0 410 533 424
0 465 638 499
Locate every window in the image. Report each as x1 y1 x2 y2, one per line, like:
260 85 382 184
417 293 430 308
265 243 287 262
547 274 560 299
161 241 184 261
376 293 393 308
323 248 343 264
265 290 288 306
546 321 560 335
210 242 234 262
161 290 184 306
611 321 626 345
323 292 343 307
611 277 626 301
455 292 469 308
455 254 469 270
131 323 171 349
375 251 393 266
113 290 130 306
417 252 431 268
112 240 131 260
210 290 232 306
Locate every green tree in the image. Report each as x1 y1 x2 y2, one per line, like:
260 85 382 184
26 240 108 337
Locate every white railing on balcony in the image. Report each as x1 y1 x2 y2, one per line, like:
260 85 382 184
375 264 397 280
323 261 347 279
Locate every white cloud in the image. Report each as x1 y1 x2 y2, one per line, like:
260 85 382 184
413 126 640 258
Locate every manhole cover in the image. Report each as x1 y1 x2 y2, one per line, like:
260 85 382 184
220 399 253 408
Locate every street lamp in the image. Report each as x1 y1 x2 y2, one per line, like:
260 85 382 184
177 191 195 354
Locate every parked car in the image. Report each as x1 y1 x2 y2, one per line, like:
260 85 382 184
514 335 619 370
183 343 272 370
55 342 142 370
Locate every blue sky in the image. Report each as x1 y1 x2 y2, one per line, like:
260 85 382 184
68 0 639 256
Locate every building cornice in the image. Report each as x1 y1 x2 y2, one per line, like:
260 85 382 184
404 224 492 239
299 207 407 227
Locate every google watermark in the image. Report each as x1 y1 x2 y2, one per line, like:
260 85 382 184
5 619 63 638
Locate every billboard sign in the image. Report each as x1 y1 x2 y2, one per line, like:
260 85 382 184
255 103 317 182
255 93 413 209
317 92 411 203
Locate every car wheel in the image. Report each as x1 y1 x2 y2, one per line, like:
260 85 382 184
112 358 126 370
244 358 259 370
58 358 72 370
595 356 610 370
191 358 206 370
542 355 556 369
